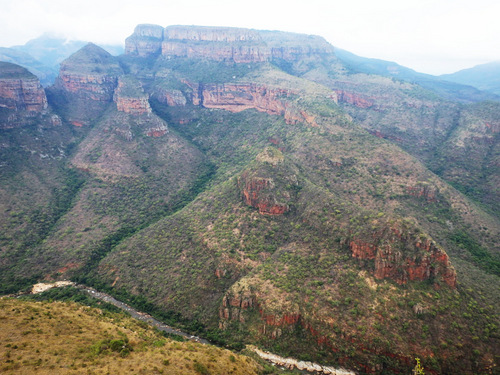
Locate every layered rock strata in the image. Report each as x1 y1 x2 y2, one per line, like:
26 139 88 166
0 62 48 128
334 89 375 108
162 26 269 63
349 226 457 288
190 82 318 125
55 43 122 103
113 76 151 115
259 30 335 61
125 24 337 63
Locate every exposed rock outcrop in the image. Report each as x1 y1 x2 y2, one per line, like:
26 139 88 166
56 43 122 102
239 175 289 215
0 62 48 128
125 24 164 57
52 43 123 125
349 224 457 288
153 87 187 107
334 90 375 108
125 24 338 63
238 148 297 215
162 26 270 63
113 76 151 115
259 30 335 61
0 63 47 112
251 347 356 375
219 292 256 324
189 82 318 125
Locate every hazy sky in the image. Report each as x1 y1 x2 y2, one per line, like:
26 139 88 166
1 0 499 75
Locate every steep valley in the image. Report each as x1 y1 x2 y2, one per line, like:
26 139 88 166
0 24 499 374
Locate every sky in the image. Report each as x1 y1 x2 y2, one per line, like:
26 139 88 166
0 0 499 75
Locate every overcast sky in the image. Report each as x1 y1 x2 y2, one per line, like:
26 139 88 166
0 0 499 75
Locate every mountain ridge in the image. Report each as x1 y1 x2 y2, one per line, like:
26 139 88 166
440 61 500 96
0 24 498 374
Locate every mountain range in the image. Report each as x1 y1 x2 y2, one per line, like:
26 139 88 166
0 34 124 86
440 61 500 96
0 24 498 374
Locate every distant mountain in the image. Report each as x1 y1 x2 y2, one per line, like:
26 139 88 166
12 34 124 67
0 34 124 86
334 48 500 103
0 47 56 86
441 61 500 96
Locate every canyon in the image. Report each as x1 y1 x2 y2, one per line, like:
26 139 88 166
0 23 498 375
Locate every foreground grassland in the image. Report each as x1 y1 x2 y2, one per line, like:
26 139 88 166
0 298 262 374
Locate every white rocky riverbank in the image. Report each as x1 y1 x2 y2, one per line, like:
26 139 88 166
250 346 356 375
31 281 75 294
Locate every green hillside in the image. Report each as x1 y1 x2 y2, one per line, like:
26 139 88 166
0 25 498 375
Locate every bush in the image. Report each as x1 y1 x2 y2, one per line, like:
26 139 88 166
193 360 209 374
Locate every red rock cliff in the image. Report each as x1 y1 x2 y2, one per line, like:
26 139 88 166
0 62 47 112
56 43 122 103
349 225 457 288
334 90 375 108
190 82 318 126
239 174 289 215
237 149 298 215
113 76 151 115
0 62 48 128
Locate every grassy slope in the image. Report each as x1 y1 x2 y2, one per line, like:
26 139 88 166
0 297 262 374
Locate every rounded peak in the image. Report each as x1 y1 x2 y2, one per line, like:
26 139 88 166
0 61 37 79
67 43 113 61
60 43 122 74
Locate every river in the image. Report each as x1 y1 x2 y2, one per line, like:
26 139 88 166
27 282 356 375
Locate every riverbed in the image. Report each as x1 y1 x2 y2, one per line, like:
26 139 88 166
28 281 356 375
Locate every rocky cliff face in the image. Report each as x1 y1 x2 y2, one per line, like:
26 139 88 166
239 174 289 215
189 82 318 125
56 44 122 103
193 82 293 113
349 224 457 288
57 72 118 102
53 43 123 125
113 76 151 115
162 26 269 63
125 24 338 63
0 62 48 128
334 90 375 109
237 148 298 215
153 87 187 107
125 24 164 57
